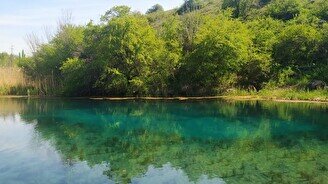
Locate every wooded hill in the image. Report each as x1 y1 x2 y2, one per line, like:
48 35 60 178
16 0 328 96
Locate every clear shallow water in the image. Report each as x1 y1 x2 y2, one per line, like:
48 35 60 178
0 98 327 184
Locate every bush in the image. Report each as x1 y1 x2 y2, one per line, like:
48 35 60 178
272 24 320 76
238 55 271 90
146 4 164 14
312 0 328 21
177 0 203 15
61 58 94 96
95 68 128 96
0 85 38 96
266 0 302 21
181 15 251 95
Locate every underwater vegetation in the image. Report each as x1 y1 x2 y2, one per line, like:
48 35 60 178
1 98 327 183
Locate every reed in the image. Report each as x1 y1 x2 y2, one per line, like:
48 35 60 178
0 67 27 86
0 67 36 95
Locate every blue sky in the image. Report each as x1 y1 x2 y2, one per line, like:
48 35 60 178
0 0 183 54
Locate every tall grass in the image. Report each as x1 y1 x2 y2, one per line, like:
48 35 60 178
259 88 328 101
225 88 328 102
0 67 36 95
0 67 27 85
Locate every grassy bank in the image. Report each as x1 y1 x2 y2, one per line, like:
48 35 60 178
225 89 328 102
0 71 327 104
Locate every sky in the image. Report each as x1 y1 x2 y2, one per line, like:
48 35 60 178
0 0 184 55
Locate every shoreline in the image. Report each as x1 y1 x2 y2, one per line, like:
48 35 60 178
1 95 328 104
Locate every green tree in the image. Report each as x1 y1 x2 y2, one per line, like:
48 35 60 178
153 16 183 95
93 15 166 96
146 4 164 14
222 0 264 18
60 58 93 95
101 6 131 21
181 15 252 94
180 12 205 53
177 0 203 15
313 23 328 82
266 0 303 21
272 24 320 77
311 0 328 21
17 1 328 96
237 18 283 90
19 25 84 95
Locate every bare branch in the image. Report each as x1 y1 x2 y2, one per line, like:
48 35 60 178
25 32 42 53
58 9 73 31
43 25 54 42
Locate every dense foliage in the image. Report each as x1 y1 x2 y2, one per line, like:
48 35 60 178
146 4 164 14
18 0 328 96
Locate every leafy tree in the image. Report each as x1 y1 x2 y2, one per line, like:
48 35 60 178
313 23 328 82
19 25 84 95
181 15 252 94
146 4 164 14
237 18 283 89
160 16 183 69
222 0 260 18
221 0 274 18
96 68 129 96
93 15 166 96
222 0 239 10
177 0 203 15
152 16 183 95
247 18 282 53
101 6 131 21
311 0 328 21
17 1 328 96
237 54 272 90
60 58 93 95
266 0 303 21
180 12 205 53
37 25 83 78
272 24 320 77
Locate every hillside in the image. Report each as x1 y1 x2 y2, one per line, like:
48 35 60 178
9 0 328 97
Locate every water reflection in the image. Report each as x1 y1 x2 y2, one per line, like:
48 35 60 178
0 115 112 184
132 164 225 184
0 98 327 183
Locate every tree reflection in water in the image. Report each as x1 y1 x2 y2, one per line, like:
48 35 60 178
0 98 327 183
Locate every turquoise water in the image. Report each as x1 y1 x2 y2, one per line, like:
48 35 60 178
0 98 327 184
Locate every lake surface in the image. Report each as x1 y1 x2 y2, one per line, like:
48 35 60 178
0 98 327 184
